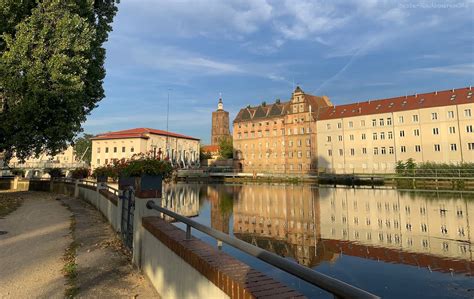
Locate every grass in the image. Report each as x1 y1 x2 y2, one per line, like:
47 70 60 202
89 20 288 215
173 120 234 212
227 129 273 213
0 192 24 218
61 203 79 298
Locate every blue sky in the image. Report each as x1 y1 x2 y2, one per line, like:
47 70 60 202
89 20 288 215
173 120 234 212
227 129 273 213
83 0 474 144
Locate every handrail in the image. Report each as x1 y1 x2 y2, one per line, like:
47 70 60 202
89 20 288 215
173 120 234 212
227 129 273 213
146 200 379 299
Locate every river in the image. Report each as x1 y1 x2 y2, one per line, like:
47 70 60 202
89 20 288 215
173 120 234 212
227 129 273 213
160 183 474 298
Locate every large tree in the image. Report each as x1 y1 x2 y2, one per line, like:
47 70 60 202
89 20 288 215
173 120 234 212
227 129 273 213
0 0 118 162
73 133 93 165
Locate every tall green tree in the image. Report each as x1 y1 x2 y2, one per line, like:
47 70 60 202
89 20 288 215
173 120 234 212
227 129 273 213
0 0 119 162
218 137 234 159
73 133 93 165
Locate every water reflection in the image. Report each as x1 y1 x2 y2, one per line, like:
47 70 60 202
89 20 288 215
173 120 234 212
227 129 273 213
164 184 474 277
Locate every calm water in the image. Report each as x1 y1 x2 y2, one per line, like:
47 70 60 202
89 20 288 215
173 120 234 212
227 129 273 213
160 183 474 298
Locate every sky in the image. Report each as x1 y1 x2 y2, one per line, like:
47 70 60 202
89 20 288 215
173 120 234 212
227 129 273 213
83 0 474 144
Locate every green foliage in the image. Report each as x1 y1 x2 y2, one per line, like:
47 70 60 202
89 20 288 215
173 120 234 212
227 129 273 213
405 158 416 172
47 167 63 178
218 137 234 159
11 168 25 177
0 0 119 162
395 159 474 177
395 160 405 174
121 157 174 179
92 165 113 178
70 167 89 179
73 134 93 165
200 148 212 160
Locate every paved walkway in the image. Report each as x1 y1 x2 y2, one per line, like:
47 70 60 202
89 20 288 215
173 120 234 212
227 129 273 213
0 192 70 298
0 192 158 298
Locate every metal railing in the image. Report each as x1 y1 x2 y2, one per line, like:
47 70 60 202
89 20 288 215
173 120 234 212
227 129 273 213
9 161 88 169
146 200 378 299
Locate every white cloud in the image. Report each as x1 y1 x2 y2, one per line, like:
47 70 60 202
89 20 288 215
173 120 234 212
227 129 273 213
404 63 474 75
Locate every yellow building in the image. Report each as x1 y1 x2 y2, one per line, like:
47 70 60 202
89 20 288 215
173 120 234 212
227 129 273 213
91 127 200 170
316 87 474 173
233 87 333 174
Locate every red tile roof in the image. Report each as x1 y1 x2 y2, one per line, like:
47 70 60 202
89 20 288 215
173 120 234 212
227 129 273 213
316 87 473 121
201 145 220 153
91 127 200 141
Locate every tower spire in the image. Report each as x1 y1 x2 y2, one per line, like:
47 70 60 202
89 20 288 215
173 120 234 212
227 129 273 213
217 94 223 110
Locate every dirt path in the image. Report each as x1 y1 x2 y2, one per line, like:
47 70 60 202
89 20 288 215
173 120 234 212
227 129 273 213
60 196 159 298
0 192 71 298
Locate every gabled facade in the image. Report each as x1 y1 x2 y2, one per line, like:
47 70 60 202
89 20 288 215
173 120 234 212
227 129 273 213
233 87 333 174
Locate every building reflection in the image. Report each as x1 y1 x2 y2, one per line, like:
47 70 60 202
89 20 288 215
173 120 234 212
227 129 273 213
229 185 474 275
165 183 474 276
162 184 201 220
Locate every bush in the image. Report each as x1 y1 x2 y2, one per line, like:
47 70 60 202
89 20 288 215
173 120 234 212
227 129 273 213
120 157 174 179
92 166 113 179
71 167 90 179
47 168 63 178
11 169 25 177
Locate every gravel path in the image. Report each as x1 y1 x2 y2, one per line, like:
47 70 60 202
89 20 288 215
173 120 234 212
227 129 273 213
60 196 159 298
0 192 71 298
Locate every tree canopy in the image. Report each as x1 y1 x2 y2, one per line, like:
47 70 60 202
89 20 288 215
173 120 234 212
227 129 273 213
73 133 94 165
218 137 234 159
0 0 119 162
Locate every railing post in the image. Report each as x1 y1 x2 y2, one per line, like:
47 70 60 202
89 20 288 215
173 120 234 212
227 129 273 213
186 224 191 240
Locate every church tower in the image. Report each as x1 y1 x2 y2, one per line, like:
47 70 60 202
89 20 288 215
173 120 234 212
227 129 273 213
211 97 231 145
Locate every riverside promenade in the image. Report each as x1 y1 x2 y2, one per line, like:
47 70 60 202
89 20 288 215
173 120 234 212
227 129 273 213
0 191 157 298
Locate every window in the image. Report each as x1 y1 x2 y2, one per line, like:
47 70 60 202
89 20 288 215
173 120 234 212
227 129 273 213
97 147 101 153
449 126 456 134
361 133 366 140
131 147 134 153
373 147 379 155
362 148 367 154
387 118 392 125
350 148 355 156
337 122 342 129
122 146 126 153
327 136 332 142
434 144 441 151
350 134 354 141
415 145 421 152
469 143 474 150
413 114 419 122
388 131 393 139
328 149 332 156
349 121 353 128
113 147 117 153
379 118 384 126
326 124 331 130
401 146 406 153
372 119 377 127
360 120 365 127
339 149 343 156
433 128 439 135
400 130 405 137
105 147 109 153
398 116 404 123
448 111 454 118
431 112 438 120
105 158 108 164
465 109 472 117
380 132 385 140
389 146 394 154
338 135 343 141
381 147 386 154
414 129 420 136
97 159 100 165
373 133 377 140
467 125 473 133
451 143 457 151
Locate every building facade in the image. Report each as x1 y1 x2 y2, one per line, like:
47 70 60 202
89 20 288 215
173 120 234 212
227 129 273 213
211 98 231 145
90 128 200 170
233 87 333 174
316 87 474 173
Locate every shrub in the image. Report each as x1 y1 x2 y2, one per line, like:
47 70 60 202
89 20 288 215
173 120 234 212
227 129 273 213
47 168 63 178
71 168 90 179
11 169 25 177
92 166 113 179
120 157 174 179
